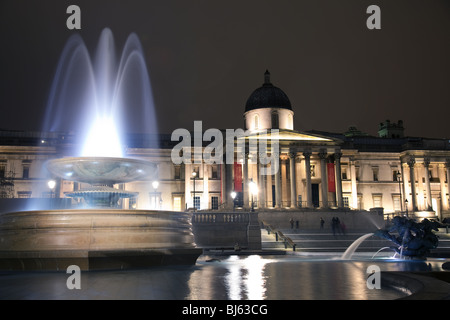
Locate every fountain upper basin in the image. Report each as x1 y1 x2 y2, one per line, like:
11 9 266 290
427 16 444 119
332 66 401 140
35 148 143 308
46 157 157 186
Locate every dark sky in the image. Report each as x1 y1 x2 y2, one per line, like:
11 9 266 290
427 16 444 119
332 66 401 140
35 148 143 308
1 0 450 138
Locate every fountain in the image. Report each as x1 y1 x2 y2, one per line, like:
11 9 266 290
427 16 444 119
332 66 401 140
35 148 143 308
0 28 202 271
341 233 374 260
374 216 440 260
46 156 155 208
340 215 441 261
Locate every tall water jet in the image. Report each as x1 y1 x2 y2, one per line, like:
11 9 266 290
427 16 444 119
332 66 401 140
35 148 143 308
0 29 201 271
43 28 158 156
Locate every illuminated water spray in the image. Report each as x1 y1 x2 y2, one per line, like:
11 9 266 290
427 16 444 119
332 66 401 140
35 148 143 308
43 28 157 157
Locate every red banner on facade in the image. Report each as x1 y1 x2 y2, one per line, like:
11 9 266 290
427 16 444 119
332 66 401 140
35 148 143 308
327 163 336 193
234 162 242 192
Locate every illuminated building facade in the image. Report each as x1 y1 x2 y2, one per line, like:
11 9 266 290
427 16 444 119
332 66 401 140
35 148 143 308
1 71 449 221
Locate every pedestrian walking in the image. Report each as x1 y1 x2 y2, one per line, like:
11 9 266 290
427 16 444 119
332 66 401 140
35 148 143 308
320 217 325 229
290 218 294 229
331 217 337 236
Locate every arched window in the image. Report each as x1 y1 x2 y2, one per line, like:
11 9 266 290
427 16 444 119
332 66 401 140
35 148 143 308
254 114 259 129
271 112 279 129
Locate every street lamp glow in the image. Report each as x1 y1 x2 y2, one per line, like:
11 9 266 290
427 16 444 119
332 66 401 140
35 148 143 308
48 180 56 190
152 181 159 190
231 191 237 199
249 180 258 195
249 179 258 212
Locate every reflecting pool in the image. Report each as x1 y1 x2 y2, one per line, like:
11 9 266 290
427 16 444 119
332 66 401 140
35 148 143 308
0 254 447 300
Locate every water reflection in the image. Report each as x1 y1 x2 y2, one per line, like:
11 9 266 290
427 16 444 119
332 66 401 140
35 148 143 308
0 256 447 300
223 255 268 300
224 256 242 299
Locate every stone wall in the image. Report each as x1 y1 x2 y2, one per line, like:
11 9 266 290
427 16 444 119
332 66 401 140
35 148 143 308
258 208 385 231
192 212 261 249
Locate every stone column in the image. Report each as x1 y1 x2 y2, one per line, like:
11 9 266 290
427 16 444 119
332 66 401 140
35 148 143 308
408 156 418 211
334 151 343 208
402 162 410 211
439 164 448 211
258 159 266 209
318 150 328 208
266 165 273 208
275 157 282 209
243 153 249 209
281 158 288 207
203 163 209 209
350 159 358 209
423 158 432 211
184 163 192 209
303 151 313 208
289 152 297 208
225 161 234 209
446 159 450 211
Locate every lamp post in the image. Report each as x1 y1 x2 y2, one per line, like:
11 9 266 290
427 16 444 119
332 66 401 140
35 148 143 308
231 191 236 212
249 179 258 212
48 180 56 209
192 171 197 211
152 180 159 209
397 172 403 213
48 180 56 198
405 199 409 218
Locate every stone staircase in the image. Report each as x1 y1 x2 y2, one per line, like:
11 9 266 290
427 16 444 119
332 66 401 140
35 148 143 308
261 227 450 254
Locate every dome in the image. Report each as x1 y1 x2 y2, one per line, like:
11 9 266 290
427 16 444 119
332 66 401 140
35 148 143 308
245 70 292 112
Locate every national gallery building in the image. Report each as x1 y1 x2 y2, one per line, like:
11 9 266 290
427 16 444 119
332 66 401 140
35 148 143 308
1 71 450 221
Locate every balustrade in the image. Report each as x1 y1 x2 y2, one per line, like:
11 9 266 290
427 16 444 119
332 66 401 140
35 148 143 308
192 212 249 224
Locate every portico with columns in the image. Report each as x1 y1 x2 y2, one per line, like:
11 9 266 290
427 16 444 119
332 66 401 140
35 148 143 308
232 145 347 210
225 70 346 211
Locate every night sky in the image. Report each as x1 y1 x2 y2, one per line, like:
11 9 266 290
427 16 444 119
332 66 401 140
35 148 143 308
1 0 450 138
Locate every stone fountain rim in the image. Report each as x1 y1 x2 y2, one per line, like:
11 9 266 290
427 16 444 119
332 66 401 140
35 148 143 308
46 156 157 184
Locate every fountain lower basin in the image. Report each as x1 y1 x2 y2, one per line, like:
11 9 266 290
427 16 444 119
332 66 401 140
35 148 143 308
0 209 202 271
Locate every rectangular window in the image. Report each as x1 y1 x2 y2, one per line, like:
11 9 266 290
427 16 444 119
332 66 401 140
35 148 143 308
343 197 349 208
211 165 219 179
393 195 401 212
393 170 400 182
174 166 181 180
211 196 218 210
372 167 379 181
310 164 316 177
373 195 382 208
22 160 31 179
173 196 182 211
342 167 348 180
129 197 137 209
193 196 200 210
23 166 30 179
